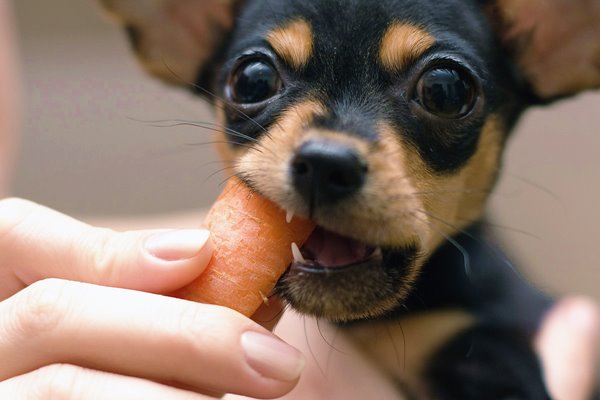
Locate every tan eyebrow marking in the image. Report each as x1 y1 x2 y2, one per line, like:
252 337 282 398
267 19 313 69
380 23 436 72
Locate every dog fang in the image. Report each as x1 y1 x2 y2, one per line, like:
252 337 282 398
291 242 306 263
286 209 295 224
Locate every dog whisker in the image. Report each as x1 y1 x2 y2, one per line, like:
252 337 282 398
462 219 540 240
386 322 406 373
503 171 566 211
414 209 542 291
184 140 264 155
151 120 261 143
126 116 276 158
202 165 239 185
217 173 246 189
382 187 518 206
410 188 492 197
303 316 327 378
412 211 472 277
140 119 276 157
316 318 349 356
99 0 599 394
161 61 272 136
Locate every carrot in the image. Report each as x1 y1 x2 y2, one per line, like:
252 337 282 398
172 177 315 317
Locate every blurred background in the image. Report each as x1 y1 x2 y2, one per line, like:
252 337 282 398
11 0 600 304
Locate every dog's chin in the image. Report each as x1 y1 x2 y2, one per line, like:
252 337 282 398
276 225 421 323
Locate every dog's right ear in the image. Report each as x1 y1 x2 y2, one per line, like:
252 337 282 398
100 0 242 86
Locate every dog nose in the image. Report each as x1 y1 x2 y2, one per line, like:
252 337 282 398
291 140 367 205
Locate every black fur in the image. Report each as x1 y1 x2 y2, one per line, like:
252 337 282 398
399 223 552 332
186 0 595 398
407 224 554 398
211 0 529 172
427 325 550 399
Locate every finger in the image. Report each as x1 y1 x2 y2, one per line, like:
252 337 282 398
0 279 304 398
0 198 212 296
0 364 219 400
0 1 19 197
535 297 600 400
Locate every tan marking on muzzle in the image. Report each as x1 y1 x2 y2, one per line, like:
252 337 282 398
234 100 326 200
238 118 430 248
404 116 505 254
267 19 314 70
380 23 436 72
369 123 434 247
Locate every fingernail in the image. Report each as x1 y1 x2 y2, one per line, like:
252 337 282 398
145 229 211 261
241 331 305 382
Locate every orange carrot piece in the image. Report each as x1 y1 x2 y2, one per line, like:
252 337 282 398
172 177 315 317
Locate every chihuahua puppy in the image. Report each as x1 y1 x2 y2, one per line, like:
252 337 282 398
100 0 600 398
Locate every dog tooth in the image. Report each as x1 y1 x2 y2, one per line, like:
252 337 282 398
286 209 294 224
291 242 305 263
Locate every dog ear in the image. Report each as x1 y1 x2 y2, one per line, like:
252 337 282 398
487 0 600 100
100 0 242 85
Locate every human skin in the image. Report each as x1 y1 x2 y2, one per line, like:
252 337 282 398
0 1 598 399
0 0 19 197
0 2 303 399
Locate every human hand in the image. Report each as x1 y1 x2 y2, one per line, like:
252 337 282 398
537 296 600 400
0 198 304 399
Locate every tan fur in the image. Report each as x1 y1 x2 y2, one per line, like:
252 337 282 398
100 0 600 387
217 103 503 319
267 20 314 70
101 0 239 83
237 112 429 249
224 110 503 317
347 310 475 396
234 100 325 199
491 0 600 97
229 105 435 320
209 21 502 322
392 117 504 255
372 120 500 256
380 23 436 72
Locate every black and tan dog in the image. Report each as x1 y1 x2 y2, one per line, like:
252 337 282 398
100 0 600 398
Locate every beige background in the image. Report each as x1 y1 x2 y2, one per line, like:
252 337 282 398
11 0 600 305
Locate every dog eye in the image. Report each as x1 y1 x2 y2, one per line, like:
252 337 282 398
415 67 476 118
229 60 282 104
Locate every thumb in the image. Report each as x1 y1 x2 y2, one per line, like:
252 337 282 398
0 198 212 297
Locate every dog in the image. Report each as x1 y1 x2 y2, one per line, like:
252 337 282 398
99 0 600 398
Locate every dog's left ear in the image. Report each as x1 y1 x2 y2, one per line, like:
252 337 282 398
100 0 242 85
487 0 600 100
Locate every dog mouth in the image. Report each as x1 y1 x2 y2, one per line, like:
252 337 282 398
290 226 381 272
278 214 420 322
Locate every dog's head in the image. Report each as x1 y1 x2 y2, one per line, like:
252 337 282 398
101 0 599 322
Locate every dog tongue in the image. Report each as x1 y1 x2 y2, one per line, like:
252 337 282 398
301 226 370 268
